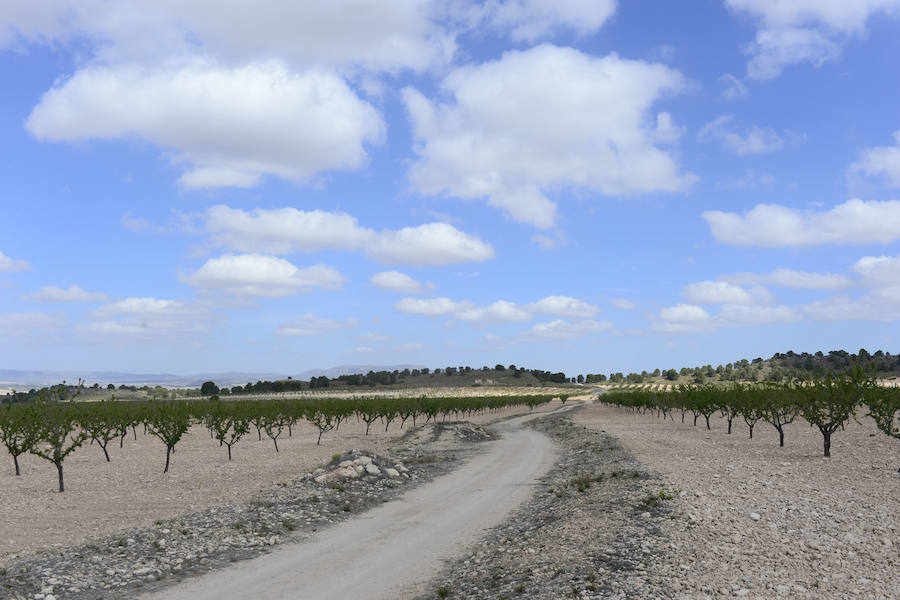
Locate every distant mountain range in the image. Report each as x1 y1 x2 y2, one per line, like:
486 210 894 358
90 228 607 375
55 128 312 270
0 365 425 389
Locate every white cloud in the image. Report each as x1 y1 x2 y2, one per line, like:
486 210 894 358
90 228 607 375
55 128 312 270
274 313 358 337
457 301 532 322
698 115 784 155
356 332 393 343
483 0 616 42
703 199 900 247
205 205 374 254
0 1 454 73
523 319 613 340
0 251 30 272
403 44 695 229
21 285 108 302
725 0 900 80
394 297 472 316
654 304 714 333
25 60 385 189
367 222 495 265
204 206 494 266
530 234 558 250
721 268 853 290
528 295 599 318
86 297 211 341
610 298 637 310
655 301 798 333
681 280 773 305
182 254 344 297
0 312 66 341
719 73 749 100
370 271 427 294
802 295 900 322
850 130 900 187
852 254 900 284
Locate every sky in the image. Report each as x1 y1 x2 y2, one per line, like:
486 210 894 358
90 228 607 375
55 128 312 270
1 0 900 377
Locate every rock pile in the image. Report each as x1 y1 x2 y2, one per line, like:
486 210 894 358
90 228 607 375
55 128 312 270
311 451 409 484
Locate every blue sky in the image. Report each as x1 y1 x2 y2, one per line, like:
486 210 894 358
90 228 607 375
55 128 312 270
2 1 900 377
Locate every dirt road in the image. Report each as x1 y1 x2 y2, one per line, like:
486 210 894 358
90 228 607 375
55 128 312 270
141 406 572 600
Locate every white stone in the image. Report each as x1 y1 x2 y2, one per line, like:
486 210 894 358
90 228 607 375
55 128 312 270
385 468 400 478
749 512 761 521
365 464 381 476
354 456 373 466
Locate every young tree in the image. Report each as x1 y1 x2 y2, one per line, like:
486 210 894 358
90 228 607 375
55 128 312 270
798 374 861 457
759 385 800 447
865 385 899 471
80 399 122 462
0 403 38 475
144 401 192 473
207 402 251 460
29 383 88 492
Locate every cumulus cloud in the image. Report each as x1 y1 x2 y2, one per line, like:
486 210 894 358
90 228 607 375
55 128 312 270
721 268 854 290
528 296 599 318
482 0 616 41
394 297 472 316
654 304 714 333
852 254 900 284
523 319 613 340
182 254 345 297
204 206 494 266
274 313 358 336
0 311 66 342
0 1 454 73
698 115 785 155
25 60 385 189
0 251 30 272
206 205 373 254
682 280 773 305
370 271 427 294
86 297 212 341
21 285 109 302
654 301 798 333
802 294 900 322
702 199 900 247
725 0 900 80
366 223 495 265
403 44 695 228
457 301 532 322
850 130 900 187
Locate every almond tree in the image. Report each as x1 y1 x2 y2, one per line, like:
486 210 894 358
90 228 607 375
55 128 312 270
144 401 192 473
0 403 38 475
30 383 87 492
865 385 899 471
759 384 800 447
798 374 860 458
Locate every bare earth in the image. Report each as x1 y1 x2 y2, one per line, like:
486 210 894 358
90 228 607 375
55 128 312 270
574 403 899 599
1 400 561 565
140 407 567 600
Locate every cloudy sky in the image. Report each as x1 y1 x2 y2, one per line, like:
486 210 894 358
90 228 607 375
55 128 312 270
2 1 900 376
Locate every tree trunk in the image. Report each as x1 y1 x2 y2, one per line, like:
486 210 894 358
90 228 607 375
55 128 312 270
164 445 172 473
100 442 110 462
56 461 64 493
727 419 733 434
748 423 755 439
704 415 711 430
13 454 20 476
693 414 699 426
317 430 324 445
227 444 232 461
823 431 831 457
778 427 784 447
272 437 279 452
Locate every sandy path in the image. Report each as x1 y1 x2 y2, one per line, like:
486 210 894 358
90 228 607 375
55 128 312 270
141 406 575 600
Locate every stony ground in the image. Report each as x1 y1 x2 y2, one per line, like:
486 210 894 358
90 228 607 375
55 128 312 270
574 402 899 600
1 401 552 563
420 413 683 600
0 422 497 600
421 401 898 600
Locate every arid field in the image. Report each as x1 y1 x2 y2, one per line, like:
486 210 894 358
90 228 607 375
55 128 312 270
0 393 566 565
